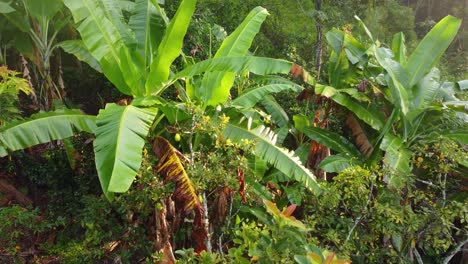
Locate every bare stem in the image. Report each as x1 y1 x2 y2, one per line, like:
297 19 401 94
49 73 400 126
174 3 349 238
413 248 423 264
416 178 436 187
443 237 468 264
442 173 447 208
202 192 212 253
345 182 374 243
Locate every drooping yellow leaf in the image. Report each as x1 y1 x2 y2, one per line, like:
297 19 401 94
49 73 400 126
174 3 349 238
153 136 201 212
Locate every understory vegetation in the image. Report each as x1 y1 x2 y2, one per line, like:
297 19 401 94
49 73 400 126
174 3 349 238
0 0 467 263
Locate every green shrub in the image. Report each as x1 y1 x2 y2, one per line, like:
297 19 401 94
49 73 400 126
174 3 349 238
0 205 64 257
306 166 467 263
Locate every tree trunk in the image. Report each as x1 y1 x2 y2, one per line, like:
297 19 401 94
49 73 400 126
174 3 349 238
314 0 323 80
0 179 32 206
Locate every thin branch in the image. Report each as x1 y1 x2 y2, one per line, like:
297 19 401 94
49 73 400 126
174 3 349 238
345 215 363 243
413 248 424 264
416 178 437 187
443 237 468 264
442 173 447 208
202 192 212 252
345 182 373 243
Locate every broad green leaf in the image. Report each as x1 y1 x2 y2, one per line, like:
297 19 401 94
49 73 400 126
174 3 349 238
63 0 119 61
63 138 78 169
98 0 136 47
355 15 374 42
293 114 310 131
328 47 352 88
249 156 268 177
294 255 313 264
324 30 364 88
0 110 96 156
457 80 468 90
132 96 190 124
411 67 441 111
215 7 268 58
325 29 343 54
0 143 7 157
380 133 412 175
198 6 269 106
318 153 355 173
173 57 292 83
261 95 289 127
99 52 132 95
129 0 165 68
232 83 302 108
392 32 407 64
0 2 15 13
223 124 320 194
374 47 410 114
443 130 468 144
1 8 30 32
438 82 459 101
146 0 196 94
59 40 102 72
23 0 62 19
94 104 157 198
63 0 134 95
405 16 461 87
116 47 146 96
275 126 289 145
315 84 385 130
392 234 403 252
247 207 274 226
343 33 367 63
117 0 136 12
298 126 362 158
340 88 370 102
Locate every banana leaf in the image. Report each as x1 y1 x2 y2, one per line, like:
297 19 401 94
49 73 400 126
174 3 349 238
232 83 302 108
223 124 320 194
0 110 96 157
93 104 157 198
196 6 269 106
146 0 197 93
405 16 461 87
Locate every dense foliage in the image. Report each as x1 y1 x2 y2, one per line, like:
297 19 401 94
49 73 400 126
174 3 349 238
0 0 467 263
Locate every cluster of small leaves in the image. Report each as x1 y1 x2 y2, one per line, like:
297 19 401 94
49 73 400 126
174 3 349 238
10 142 168 262
228 200 350 264
0 66 32 126
0 205 64 257
187 143 251 196
48 167 163 263
174 248 224 264
228 214 309 263
412 137 466 176
305 166 467 262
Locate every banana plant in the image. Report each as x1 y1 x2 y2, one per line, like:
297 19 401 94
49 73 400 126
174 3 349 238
0 0 68 110
0 0 318 201
305 16 465 183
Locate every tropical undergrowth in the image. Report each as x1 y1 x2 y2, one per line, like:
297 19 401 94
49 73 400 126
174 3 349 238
0 0 467 263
